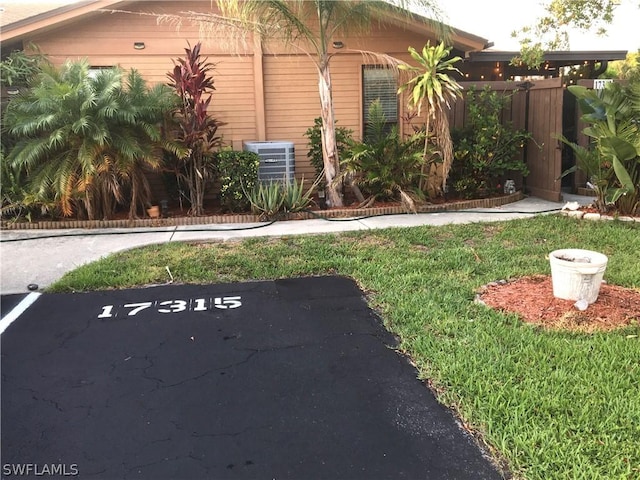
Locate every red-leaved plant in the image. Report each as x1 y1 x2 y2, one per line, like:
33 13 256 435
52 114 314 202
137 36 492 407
167 42 224 215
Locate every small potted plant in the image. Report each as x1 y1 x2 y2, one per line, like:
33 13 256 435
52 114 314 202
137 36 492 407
147 204 160 218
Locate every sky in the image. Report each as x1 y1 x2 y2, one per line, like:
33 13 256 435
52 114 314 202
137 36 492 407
441 0 639 52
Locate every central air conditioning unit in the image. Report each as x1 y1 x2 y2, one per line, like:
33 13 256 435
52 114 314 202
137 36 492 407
243 141 295 184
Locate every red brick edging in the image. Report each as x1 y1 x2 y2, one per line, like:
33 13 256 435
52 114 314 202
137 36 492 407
1 192 524 230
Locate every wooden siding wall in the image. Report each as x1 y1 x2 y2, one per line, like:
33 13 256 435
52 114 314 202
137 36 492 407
29 1 260 144
262 55 318 180
24 1 434 180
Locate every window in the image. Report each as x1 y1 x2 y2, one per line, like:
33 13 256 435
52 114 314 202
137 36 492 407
88 66 115 79
362 65 398 140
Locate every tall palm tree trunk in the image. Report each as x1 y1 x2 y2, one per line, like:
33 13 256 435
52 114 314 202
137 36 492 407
433 109 454 195
318 59 343 208
419 113 432 192
129 180 138 219
421 108 454 197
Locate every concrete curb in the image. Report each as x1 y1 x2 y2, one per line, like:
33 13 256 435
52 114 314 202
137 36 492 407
1 192 524 230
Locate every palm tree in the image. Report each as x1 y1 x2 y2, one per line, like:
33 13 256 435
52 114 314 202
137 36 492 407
4 60 180 219
159 0 446 208
399 41 462 197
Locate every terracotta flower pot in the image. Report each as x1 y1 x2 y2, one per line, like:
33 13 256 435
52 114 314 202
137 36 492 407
147 205 160 219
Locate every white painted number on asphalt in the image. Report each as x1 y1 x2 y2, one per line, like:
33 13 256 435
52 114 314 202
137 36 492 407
97 297 242 318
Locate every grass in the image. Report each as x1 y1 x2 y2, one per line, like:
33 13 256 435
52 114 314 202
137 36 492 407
51 215 640 479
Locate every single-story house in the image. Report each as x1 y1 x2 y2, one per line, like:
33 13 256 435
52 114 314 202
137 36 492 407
0 1 628 201
1 1 487 177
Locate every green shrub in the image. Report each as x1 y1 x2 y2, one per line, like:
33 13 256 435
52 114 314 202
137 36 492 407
450 86 531 198
0 148 56 222
215 150 260 212
304 117 354 186
341 100 425 211
0 48 52 221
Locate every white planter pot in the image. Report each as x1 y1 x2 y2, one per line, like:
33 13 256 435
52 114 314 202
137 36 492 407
549 249 608 304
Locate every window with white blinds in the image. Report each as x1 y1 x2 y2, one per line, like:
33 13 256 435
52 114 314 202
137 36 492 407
362 65 398 139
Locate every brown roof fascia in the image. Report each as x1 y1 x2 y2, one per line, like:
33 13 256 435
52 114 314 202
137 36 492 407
468 50 628 64
371 8 489 54
0 0 129 43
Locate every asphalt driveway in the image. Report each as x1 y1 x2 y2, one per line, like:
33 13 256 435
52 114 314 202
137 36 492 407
1 276 503 479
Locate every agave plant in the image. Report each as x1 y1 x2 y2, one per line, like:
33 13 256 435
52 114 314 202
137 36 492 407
245 181 284 220
281 176 320 213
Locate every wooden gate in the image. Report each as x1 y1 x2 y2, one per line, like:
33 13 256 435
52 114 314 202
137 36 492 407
450 78 564 201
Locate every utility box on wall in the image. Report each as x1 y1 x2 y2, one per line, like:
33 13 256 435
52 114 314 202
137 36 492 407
243 141 295 184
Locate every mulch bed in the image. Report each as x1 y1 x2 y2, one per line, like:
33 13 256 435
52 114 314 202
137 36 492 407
477 275 640 333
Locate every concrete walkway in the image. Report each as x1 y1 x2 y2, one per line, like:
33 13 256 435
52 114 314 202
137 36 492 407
0 195 589 294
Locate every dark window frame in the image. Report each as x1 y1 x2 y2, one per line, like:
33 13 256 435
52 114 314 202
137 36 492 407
362 65 398 141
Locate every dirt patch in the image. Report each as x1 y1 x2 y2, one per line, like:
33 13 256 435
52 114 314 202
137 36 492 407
477 275 640 333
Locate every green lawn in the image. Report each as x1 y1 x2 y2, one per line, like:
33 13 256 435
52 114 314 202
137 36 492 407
51 215 640 480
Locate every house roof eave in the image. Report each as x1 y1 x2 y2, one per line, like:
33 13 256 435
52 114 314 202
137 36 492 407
468 49 629 65
0 0 129 44
372 8 489 54
1 0 492 55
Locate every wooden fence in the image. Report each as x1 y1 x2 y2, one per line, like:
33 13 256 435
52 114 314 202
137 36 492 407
450 78 564 201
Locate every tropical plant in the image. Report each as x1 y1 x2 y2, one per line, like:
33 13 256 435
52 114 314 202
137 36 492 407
3 60 181 220
558 135 612 211
166 42 225 216
341 100 425 212
245 181 284 219
281 177 318 213
559 81 640 215
0 49 51 221
450 86 531 198
215 149 260 212
165 0 447 208
0 147 54 221
398 41 463 198
0 47 49 87
244 176 318 220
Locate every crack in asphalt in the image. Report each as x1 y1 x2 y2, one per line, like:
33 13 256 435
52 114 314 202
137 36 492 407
34 317 93 359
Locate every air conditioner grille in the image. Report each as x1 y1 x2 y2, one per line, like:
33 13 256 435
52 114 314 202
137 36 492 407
243 141 295 184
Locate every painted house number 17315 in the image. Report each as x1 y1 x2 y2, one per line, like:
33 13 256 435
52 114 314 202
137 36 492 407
97 296 242 318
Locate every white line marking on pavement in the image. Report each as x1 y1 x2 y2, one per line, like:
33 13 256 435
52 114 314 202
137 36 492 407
0 292 42 335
